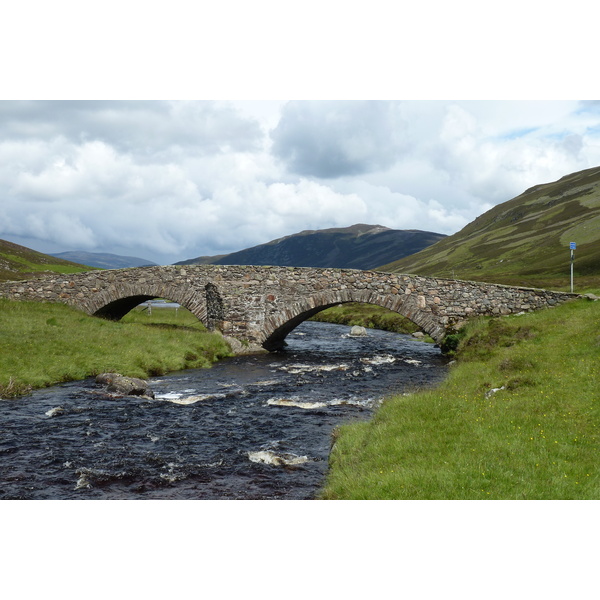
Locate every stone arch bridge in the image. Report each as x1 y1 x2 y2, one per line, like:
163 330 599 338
0 265 578 352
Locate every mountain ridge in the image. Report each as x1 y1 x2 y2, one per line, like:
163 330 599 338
379 165 600 289
50 251 158 270
177 224 446 270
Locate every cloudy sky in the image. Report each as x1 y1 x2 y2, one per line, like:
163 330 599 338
2 3 599 266
1 99 599 264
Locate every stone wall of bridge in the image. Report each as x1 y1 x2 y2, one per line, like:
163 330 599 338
0 265 578 350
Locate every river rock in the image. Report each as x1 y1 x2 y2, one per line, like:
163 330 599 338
45 406 66 417
247 450 310 467
95 373 155 398
349 326 368 337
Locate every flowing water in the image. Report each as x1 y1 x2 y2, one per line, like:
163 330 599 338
0 322 448 500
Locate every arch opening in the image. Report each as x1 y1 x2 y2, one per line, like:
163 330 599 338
93 295 157 321
261 299 433 352
262 303 340 351
91 292 208 330
311 302 421 334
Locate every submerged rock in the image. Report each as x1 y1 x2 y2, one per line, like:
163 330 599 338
95 373 154 398
266 398 328 409
360 354 396 365
247 450 310 467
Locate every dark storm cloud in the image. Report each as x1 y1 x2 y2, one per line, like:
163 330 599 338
0 101 264 158
270 101 407 178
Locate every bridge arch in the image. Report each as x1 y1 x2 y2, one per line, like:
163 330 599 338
83 281 210 327
260 288 443 351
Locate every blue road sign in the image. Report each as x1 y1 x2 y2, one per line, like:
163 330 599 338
570 242 576 250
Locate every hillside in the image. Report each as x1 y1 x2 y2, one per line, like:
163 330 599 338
177 224 446 270
380 166 600 290
0 239 93 282
50 251 157 269
321 296 600 499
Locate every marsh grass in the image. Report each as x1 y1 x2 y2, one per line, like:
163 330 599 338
320 298 600 499
0 300 232 397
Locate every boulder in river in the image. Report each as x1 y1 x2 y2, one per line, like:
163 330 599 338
349 326 368 337
95 373 154 398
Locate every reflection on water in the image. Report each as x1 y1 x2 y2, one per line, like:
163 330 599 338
0 322 448 500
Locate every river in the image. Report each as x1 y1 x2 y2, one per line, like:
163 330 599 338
0 321 448 500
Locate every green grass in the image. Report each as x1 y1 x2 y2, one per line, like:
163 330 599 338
320 297 600 499
121 304 202 329
3 253 93 275
0 300 232 397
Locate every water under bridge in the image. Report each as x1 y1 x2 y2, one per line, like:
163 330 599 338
0 265 578 351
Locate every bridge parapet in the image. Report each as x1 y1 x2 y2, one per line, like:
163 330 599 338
0 265 579 350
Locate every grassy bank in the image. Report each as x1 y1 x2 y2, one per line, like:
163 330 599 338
0 299 232 398
320 297 600 499
311 302 420 335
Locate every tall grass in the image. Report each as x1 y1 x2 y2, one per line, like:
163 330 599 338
0 299 232 398
320 298 600 499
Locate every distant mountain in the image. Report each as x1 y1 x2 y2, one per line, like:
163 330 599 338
177 254 229 265
177 224 446 270
50 251 158 270
0 239 92 282
379 166 600 289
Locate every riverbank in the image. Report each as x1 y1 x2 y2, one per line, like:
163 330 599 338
319 297 600 499
0 300 232 398
0 300 429 399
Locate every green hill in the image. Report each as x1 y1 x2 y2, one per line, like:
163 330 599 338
0 239 93 282
380 166 600 291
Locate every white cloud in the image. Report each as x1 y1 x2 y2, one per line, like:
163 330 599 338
178 179 368 253
1 100 599 264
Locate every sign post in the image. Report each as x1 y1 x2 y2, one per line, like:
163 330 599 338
570 242 576 292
